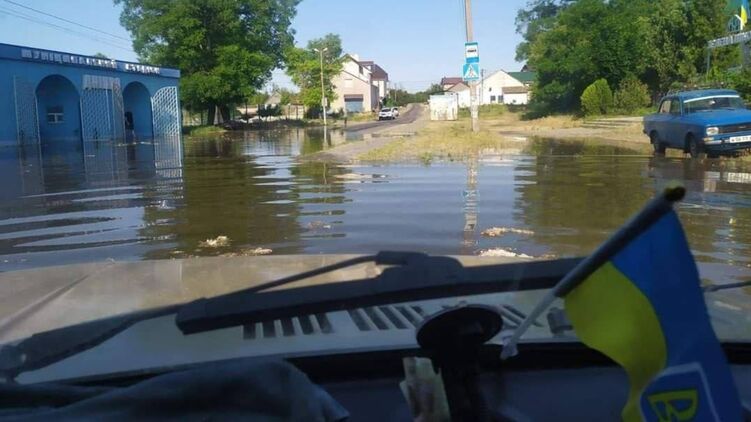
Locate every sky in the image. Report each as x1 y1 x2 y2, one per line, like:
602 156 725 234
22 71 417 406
0 0 528 92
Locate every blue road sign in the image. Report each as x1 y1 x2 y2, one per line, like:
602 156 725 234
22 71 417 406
465 42 479 64
463 62 480 82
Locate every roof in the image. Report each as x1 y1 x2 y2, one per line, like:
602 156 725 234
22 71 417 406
670 89 739 100
441 77 463 86
507 71 536 84
343 55 389 80
502 86 529 94
447 82 470 92
364 62 388 81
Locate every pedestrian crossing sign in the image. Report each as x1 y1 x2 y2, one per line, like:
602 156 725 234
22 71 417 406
463 62 480 82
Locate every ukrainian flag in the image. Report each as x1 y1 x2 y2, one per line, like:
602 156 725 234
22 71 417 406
742 0 750 29
564 210 742 421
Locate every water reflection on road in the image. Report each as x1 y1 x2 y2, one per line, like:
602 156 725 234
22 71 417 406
1 131 750 292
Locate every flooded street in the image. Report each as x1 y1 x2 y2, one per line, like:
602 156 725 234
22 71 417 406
1 130 751 291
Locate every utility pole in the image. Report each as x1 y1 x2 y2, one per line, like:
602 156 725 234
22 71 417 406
464 0 479 132
314 47 328 126
480 69 485 105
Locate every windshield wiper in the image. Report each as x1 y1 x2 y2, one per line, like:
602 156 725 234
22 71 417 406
703 280 751 293
1 253 581 380
175 253 581 334
3 252 747 381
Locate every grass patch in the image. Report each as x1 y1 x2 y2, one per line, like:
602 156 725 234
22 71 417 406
183 125 226 136
358 120 522 162
458 104 508 119
346 112 377 122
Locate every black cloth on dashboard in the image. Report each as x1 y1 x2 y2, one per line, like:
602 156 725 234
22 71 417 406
0 359 349 422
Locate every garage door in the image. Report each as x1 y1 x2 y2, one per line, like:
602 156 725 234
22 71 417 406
344 94 364 113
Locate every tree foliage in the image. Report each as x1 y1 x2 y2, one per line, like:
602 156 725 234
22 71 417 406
384 84 444 107
515 0 574 62
581 79 613 116
520 0 734 116
614 76 651 113
115 0 300 121
285 34 344 116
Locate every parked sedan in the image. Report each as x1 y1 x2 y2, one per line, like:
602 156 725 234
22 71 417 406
643 89 751 158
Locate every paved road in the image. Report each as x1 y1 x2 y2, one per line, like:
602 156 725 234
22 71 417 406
344 104 422 134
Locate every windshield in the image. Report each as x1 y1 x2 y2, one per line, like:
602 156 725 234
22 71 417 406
684 96 746 113
1 0 750 367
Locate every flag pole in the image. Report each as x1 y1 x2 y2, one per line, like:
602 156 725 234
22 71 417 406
501 185 686 359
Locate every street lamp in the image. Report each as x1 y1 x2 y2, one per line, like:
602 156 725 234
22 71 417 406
313 47 328 126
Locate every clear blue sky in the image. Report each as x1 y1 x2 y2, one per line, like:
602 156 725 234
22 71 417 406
0 0 528 92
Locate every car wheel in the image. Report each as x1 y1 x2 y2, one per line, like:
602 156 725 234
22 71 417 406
650 132 665 156
687 135 706 159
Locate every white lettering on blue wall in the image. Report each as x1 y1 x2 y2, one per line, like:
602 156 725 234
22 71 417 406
19 48 161 75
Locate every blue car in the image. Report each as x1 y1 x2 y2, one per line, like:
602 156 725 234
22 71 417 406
643 89 751 158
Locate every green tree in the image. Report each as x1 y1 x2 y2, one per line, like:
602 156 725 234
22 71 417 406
115 0 300 123
614 76 651 113
521 0 730 116
93 52 110 59
643 0 726 94
515 0 574 62
277 88 300 105
581 78 613 116
285 33 344 117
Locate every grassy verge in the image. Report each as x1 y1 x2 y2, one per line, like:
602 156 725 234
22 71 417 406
345 112 377 123
183 125 227 136
358 120 523 162
458 104 508 119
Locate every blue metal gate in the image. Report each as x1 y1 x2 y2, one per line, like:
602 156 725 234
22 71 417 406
13 76 39 145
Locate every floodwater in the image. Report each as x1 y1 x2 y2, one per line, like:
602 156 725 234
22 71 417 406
1 129 751 293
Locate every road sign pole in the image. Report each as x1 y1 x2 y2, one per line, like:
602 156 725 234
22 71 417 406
464 0 479 133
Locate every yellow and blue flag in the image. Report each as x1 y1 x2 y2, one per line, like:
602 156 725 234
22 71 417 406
742 0 750 29
564 210 741 421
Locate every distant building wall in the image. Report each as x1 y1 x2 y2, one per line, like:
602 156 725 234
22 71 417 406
429 94 458 121
503 92 529 105
447 83 471 108
480 70 524 105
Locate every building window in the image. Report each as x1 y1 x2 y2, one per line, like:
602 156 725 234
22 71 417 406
488 87 492 92
490 95 496 103
359 66 363 75
46 106 64 124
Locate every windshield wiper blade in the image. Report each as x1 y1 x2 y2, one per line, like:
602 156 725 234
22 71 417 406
175 254 581 335
703 280 751 293
1 253 581 380
0 305 178 380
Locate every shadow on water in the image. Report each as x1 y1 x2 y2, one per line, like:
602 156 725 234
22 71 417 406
0 130 750 299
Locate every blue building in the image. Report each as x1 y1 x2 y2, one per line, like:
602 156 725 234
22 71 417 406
0 43 181 148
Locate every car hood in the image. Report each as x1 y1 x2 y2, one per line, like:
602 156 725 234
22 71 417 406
4 256 750 384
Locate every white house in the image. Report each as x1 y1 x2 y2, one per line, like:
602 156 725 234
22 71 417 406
439 68 536 107
501 86 529 105
360 60 389 99
330 54 388 113
479 69 525 105
446 82 471 108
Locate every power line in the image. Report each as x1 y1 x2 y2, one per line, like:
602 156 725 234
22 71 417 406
0 7 134 52
2 0 132 43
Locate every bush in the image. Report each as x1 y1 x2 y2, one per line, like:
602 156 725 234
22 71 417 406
580 79 613 116
614 76 650 114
